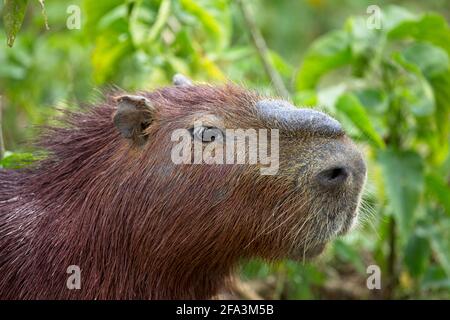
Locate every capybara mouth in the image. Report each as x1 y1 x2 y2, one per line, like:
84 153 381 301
289 212 356 261
287 198 362 261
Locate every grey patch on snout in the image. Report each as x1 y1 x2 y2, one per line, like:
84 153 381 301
256 99 344 137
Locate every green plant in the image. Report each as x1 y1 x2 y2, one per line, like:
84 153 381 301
1 1 449 299
0 150 35 169
295 6 450 298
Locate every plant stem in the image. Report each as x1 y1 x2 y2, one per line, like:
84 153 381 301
0 96 5 160
381 63 401 299
236 0 290 99
385 216 397 299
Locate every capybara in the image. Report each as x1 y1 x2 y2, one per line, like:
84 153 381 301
0 75 366 299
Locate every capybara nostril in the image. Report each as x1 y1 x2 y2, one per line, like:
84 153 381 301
317 166 349 188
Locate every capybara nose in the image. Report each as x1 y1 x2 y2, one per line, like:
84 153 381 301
316 166 350 188
256 99 344 137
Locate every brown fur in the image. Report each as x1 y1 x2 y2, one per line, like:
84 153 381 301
0 84 365 299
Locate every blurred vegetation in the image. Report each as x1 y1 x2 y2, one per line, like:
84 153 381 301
1 0 449 299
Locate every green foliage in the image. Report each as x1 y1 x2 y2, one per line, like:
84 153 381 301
0 0 449 299
378 149 424 237
0 151 35 169
294 5 450 297
3 0 28 47
296 30 352 90
336 93 385 148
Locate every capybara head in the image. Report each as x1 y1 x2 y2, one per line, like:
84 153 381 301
0 75 366 299
113 75 366 263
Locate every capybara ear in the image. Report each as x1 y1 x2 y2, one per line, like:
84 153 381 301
172 73 192 87
113 95 156 146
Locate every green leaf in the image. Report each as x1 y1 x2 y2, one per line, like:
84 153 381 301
268 50 293 78
388 14 450 56
295 30 352 90
402 78 435 117
335 93 385 148
3 0 28 47
96 3 129 32
381 5 416 32
179 0 230 52
422 266 450 291
393 51 437 116
429 72 450 160
404 233 430 278
425 173 450 215
129 4 155 47
0 152 35 169
147 0 171 44
83 0 124 36
345 16 380 55
354 88 389 114
377 149 424 237
430 230 450 277
401 43 449 79
92 34 132 84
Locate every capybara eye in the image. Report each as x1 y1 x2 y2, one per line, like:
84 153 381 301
190 126 223 143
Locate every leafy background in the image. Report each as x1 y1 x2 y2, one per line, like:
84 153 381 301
0 0 449 299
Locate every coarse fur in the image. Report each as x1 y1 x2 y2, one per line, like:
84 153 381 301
0 83 366 299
